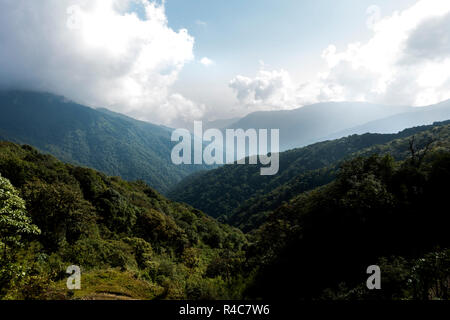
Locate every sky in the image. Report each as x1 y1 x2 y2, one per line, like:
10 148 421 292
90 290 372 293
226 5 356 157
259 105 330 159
1 0 450 128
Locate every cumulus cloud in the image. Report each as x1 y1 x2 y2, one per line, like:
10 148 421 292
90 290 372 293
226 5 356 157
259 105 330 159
200 57 214 66
0 0 204 127
229 69 300 111
404 12 450 62
230 0 450 110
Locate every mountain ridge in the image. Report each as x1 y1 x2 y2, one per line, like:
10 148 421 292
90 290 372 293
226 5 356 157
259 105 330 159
169 120 450 229
219 100 450 151
0 90 208 193
325 99 450 139
223 101 412 150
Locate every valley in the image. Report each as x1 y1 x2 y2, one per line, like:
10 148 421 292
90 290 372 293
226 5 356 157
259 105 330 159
1 110 449 300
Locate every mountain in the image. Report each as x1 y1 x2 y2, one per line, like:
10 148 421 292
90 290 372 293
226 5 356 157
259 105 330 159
223 102 412 151
169 120 450 231
326 99 450 139
0 141 246 299
2 126 449 300
198 117 241 131
246 146 450 300
0 90 208 194
168 121 450 300
231 121 450 232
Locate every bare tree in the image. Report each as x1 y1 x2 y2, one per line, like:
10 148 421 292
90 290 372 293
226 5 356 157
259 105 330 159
408 136 435 167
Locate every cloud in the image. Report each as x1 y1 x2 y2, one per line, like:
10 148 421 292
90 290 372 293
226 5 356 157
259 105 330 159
404 12 450 62
200 57 215 67
0 0 204 127
230 0 450 110
229 69 299 111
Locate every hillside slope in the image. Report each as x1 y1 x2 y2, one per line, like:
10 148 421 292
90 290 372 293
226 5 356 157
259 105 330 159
170 121 450 230
0 90 207 193
246 149 450 300
0 141 246 300
1 133 448 300
231 121 450 231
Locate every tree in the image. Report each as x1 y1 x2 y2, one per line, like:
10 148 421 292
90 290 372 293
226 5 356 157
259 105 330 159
410 250 450 300
1 174 41 296
408 136 435 168
0 174 40 259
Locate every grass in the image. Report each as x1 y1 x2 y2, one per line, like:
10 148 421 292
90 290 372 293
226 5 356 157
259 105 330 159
49 268 164 300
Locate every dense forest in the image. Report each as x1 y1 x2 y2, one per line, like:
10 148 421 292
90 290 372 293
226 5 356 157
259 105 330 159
0 142 246 299
1 121 449 300
247 152 450 299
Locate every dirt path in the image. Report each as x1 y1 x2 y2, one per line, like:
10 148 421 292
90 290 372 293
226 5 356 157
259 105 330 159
81 292 138 300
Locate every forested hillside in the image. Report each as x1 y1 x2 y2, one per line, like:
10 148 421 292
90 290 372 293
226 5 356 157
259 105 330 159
0 91 209 194
230 121 450 232
0 142 246 300
170 121 450 232
246 151 450 300
1 124 449 300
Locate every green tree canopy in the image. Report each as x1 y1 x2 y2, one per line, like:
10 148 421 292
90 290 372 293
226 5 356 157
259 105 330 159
0 174 40 254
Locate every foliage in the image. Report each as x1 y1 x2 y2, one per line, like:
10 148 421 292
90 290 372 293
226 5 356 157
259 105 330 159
0 142 246 299
409 249 450 300
0 174 40 250
0 174 40 296
2 119 450 300
245 151 450 300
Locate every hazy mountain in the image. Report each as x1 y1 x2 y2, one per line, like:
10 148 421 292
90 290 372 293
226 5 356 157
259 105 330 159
223 102 412 151
0 90 208 193
326 99 450 139
202 117 241 131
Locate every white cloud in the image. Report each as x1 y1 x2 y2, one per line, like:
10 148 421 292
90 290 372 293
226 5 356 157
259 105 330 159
229 68 299 111
0 0 204 127
200 57 215 67
230 0 450 111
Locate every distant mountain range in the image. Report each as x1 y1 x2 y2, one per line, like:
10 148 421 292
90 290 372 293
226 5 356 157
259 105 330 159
2 90 450 194
0 90 208 193
325 99 450 139
220 100 450 151
221 102 411 151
